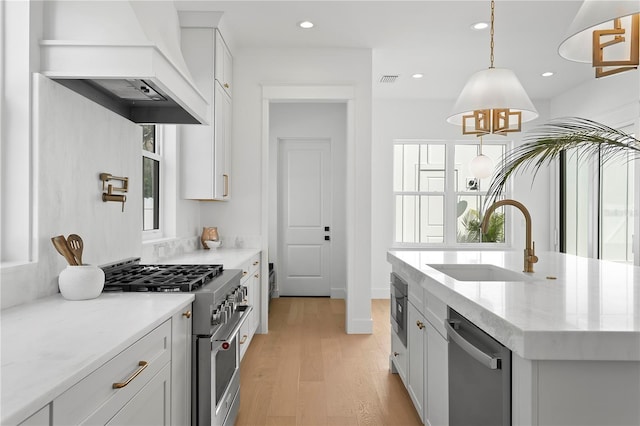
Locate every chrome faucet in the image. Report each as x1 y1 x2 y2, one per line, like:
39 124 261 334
482 199 538 273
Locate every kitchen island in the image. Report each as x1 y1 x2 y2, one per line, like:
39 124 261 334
388 250 640 425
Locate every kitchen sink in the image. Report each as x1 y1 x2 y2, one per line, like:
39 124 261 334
427 264 533 282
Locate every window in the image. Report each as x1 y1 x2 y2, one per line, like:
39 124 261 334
142 125 161 234
393 140 509 246
561 125 636 263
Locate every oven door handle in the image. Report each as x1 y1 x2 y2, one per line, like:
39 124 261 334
215 305 253 346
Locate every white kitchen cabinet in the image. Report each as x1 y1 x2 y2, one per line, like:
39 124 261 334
512 355 640 426
105 363 171 425
393 269 449 426
180 26 233 200
239 253 261 361
214 29 233 97
53 320 172 425
18 404 50 426
171 307 193 426
426 321 448 426
390 329 408 385
407 301 426 423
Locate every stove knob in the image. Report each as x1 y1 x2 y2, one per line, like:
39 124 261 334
211 310 221 325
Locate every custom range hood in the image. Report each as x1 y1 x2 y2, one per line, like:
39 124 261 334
40 0 209 125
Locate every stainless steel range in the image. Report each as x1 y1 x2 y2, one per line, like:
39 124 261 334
102 258 252 426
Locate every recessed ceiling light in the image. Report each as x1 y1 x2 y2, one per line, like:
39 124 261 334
412 73 424 79
541 71 555 77
471 22 489 30
298 21 314 29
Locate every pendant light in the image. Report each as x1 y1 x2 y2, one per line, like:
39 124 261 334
447 0 538 136
558 0 640 78
470 137 494 179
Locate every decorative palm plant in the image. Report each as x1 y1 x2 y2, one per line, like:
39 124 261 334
484 117 640 206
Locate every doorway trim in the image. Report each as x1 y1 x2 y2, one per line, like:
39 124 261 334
261 85 363 332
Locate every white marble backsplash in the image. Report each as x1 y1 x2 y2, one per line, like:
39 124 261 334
141 234 262 263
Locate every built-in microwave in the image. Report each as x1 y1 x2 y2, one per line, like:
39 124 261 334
390 273 408 347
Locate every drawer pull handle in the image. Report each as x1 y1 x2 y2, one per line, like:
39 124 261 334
183 310 192 318
113 361 148 389
416 320 425 330
239 335 248 344
243 271 248 276
254 274 259 278
253 261 259 266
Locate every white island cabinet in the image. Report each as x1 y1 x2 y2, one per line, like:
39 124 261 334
1 293 194 426
389 250 640 426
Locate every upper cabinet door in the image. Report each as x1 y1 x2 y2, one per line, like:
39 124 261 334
215 30 233 97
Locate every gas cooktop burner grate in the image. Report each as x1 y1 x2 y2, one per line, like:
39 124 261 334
101 259 223 293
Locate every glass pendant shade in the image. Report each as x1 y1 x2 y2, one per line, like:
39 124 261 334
470 154 494 179
446 68 539 126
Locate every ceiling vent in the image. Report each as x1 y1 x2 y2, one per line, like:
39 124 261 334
380 75 399 83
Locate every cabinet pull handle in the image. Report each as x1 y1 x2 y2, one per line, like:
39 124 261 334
254 274 259 278
224 83 230 89
243 271 248 276
113 361 148 389
253 261 259 266
183 310 192 318
223 174 229 197
239 335 248 344
416 320 425 330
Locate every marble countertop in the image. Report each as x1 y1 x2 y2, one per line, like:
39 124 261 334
157 248 261 269
0 292 194 425
388 250 640 361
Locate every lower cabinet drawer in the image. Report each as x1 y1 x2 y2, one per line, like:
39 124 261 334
53 320 171 425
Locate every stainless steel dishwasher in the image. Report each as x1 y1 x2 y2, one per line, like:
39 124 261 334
446 308 511 426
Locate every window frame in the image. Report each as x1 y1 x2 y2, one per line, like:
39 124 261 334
560 122 637 264
392 139 512 248
142 125 163 241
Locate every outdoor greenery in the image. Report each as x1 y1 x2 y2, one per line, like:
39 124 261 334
457 209 505 243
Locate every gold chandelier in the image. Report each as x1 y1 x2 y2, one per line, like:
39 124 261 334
447 0 538 136
559 1 640 78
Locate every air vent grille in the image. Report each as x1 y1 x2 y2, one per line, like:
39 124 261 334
380 75 399 83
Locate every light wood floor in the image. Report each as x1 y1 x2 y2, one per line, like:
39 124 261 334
236 298 422 426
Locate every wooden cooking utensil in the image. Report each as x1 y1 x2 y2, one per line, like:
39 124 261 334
51 235 78 266
67 234 84 265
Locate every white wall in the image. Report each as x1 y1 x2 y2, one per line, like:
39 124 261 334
371 98 553 298
200 46 373 332
268 102 347 297
1 75 142 309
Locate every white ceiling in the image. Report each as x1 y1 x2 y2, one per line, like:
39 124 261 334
175 0 596 101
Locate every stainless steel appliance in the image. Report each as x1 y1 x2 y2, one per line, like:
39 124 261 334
102 258 252 426
446 308 511 426
390 273 408 347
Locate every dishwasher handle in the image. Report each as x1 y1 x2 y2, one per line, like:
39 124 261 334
445 319 501 370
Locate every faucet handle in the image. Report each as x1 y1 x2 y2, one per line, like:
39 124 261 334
529 241 539 264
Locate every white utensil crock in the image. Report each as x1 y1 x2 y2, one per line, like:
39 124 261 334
58 265 105 300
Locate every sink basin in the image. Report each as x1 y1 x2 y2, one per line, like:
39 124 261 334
427 264 532 282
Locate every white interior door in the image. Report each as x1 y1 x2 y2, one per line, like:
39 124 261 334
279 139 332 296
